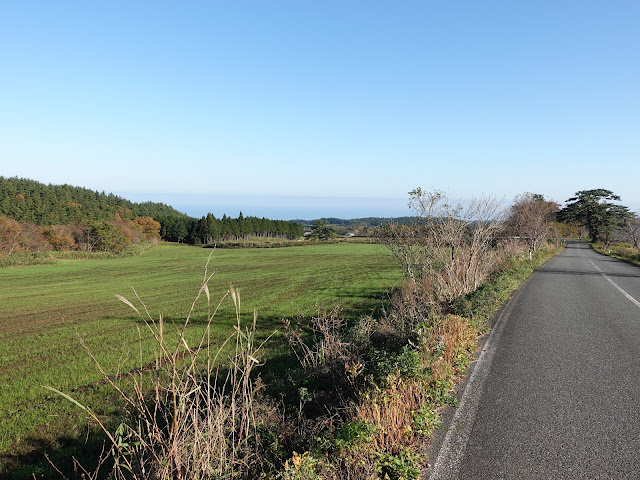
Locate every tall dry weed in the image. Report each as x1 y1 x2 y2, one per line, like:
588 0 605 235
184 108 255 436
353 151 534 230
47 257 279 480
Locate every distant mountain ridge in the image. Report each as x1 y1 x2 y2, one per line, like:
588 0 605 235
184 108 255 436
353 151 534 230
292 216 418 227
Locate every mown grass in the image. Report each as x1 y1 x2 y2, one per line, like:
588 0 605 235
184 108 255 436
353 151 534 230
0 242 401 477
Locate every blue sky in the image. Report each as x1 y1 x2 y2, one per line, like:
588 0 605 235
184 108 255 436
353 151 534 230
2 1 638 219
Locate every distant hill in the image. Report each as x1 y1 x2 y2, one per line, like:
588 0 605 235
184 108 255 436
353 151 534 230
293 216 418 227
0 176 187 225
0 176 414 243
0 177 304 247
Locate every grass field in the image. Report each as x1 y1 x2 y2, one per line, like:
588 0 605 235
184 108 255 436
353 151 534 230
0 242 401 475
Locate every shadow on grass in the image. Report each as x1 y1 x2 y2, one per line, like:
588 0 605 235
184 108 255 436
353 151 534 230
1 281 392 480
0 346 303 480
0 430 112 480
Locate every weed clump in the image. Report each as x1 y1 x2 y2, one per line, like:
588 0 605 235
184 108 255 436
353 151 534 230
48 259 283 479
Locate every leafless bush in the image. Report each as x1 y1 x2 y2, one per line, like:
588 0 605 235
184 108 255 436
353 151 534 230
375 224 430 282
504 193 558 251
376 280 438 344
377 189 505 307
627 213 640 251
283 306 352 371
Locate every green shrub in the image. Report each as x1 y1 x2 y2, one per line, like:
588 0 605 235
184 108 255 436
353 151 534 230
412 404 440 437
278 451 322 480
370 346 425 384
375 449 422 480
335 420 376 451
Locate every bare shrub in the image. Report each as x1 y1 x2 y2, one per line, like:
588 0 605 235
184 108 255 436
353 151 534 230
504 193 559 251
627 213 640 251
378 189 505 307
375 224 430 283
376 280 437 344
283 306 354 372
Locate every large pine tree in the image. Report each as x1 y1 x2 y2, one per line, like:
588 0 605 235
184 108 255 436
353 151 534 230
558 189 631 243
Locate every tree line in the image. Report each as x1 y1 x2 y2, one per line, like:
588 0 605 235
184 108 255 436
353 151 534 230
156 212 304 244
0 177 304 254
293 216 419 227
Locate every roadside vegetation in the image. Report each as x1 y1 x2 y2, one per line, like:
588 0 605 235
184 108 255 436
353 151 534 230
592 242 640 267
3 188 567 480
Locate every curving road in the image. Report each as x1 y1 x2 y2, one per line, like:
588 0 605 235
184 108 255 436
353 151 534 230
428 241 640 479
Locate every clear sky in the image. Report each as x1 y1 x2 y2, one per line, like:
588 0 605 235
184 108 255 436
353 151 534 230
2 1 638 219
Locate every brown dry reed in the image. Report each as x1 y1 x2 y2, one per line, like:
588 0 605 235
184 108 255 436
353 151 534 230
46 254 278 480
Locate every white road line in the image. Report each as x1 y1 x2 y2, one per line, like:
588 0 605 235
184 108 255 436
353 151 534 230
588 258 640 310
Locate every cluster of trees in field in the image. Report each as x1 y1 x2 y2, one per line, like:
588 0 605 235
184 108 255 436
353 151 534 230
157 212 304 244
294 216 418 227
0 214 162 255
293 216 419 236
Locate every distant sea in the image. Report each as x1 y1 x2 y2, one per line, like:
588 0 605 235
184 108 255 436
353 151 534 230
117 192 411 221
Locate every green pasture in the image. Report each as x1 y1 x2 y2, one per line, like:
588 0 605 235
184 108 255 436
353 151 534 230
0 242 401 471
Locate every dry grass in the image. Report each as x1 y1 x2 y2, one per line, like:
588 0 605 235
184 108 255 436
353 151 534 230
593 241 640 267
355 378 427 454
425 314 478 382
47 257 280 480
357 315 476 452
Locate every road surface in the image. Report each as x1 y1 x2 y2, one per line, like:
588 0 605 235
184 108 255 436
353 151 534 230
428 241 640 479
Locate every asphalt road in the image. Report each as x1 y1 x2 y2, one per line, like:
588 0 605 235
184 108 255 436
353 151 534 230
428 241 640 479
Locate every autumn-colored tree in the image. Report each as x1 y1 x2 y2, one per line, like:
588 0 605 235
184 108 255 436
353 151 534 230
134 216 161 240
20 223 52 252
0 215 23 255
42 225 78 251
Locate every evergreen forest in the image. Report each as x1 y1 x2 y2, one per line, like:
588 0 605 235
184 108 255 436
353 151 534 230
0 177 304 255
